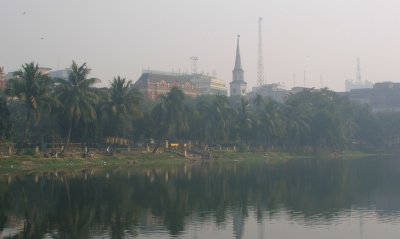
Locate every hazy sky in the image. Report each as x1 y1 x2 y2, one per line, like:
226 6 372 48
1 0 400 91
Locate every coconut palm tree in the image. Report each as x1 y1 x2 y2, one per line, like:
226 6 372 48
260 99 286 146
0 94 11 142
102 76 142 137
8 62 59 145
198 95 233 144
284 99 311 147
236 97 253 143
151 99 168 141
55 61 99 152
151 87 188 151
253 94 264 108
165 87 188 137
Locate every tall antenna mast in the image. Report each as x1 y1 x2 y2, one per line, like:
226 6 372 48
257 17 265 86
356 57 362 83
190 56 198 75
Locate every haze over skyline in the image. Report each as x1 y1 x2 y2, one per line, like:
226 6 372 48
1 0 400 91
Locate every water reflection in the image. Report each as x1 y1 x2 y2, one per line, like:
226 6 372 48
0 157 400 238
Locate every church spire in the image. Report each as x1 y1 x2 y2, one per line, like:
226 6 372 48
230 34 247 96
234 35 242 70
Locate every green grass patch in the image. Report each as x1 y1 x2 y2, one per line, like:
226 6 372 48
0 148 395 174
0 151 188 174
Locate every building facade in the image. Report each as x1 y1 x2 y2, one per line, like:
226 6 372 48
5 67 53 81
190 74 227 96
132 70 199 101
133 69 228 101
345 79 373 92
345 58 373 91
248 83 288 102
349 82 400 113
230 36 247 96
48 68 71 80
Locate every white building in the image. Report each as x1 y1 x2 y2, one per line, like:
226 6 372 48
190 74 227 96
345 58 373 91
345 79 373 92
48 68 71 80
248 83 288 102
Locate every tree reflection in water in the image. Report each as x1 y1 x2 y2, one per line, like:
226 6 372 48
0 157 400 238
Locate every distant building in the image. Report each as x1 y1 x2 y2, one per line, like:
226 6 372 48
38 67 52 75
132 69 228 101
5 67 53 81
349 82 400 113
248 83 288 102
230 36 247 97
345 79 373 92
190 74 227 96
247 85 327 103
289 86 321 95
348 88 372 105
345 58 373 91
132 70 199 101
49 68 71 80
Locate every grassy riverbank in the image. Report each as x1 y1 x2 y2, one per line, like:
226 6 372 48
0 149 394 174
0 151 188 174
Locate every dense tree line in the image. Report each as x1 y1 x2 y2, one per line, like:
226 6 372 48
0 61 399 151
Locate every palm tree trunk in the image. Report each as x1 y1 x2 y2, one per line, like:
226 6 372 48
64 121 73 153
152 140 161 153
22 107 32 146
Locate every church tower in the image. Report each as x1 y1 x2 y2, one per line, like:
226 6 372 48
230 35 247 96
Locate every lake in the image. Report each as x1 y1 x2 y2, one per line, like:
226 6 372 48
1 156 400 238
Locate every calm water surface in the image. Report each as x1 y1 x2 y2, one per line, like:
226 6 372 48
1 157 400 238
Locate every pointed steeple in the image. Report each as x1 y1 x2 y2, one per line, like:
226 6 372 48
230 34 247 96
234 35 242 70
